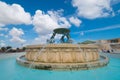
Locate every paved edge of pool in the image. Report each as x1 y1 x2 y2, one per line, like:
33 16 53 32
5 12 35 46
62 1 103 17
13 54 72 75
16 55 109 70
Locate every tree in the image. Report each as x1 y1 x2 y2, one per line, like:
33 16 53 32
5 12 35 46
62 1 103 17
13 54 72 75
1 47 6 52
5 46 12 52
6 46 12 50
16 48 20 52
22 47 26 51
6 46 12 51
80 40 96 44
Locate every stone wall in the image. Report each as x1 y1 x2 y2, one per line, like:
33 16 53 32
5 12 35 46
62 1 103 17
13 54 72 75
25 44 99 63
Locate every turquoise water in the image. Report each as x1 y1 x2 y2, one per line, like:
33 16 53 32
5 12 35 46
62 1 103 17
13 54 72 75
0 53 120 80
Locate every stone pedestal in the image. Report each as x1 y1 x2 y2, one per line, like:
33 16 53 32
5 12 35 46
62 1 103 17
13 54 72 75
17 44 109 70
25 44 99 63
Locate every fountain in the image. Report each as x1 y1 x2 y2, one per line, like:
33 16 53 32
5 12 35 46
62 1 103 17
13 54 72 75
17 28 109 70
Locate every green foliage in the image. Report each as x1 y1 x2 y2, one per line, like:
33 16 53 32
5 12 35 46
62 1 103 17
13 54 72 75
22 47 26 51
1 47 6 51
6 46 12 50
78 40 96 44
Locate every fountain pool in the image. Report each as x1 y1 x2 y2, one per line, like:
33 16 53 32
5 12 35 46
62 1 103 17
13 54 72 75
0 52 120 80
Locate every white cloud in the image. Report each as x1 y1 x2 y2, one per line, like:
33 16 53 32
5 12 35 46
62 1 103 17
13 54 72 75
9 27 26 44
0 33 8 38
33 34 64 44
84 25 120 33
0 42 6 47
69 17 82 27
34 35 50 44
0 27 8 31
32 10 71 43
33 10 71 35
10 37 26 44
110 0 120 5
0 40 6 47
0 24 5 27
0 34 4 36
73 24 120 34
0 27 8 38
0 1 31 27
72 0 114 19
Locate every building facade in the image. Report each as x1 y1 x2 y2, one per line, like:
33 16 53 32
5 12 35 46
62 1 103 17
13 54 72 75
97 38 120 53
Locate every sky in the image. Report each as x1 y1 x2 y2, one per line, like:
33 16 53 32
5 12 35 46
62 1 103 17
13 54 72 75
0 0 120 47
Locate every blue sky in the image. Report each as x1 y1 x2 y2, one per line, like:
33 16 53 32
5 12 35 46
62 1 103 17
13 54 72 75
0 0 120 47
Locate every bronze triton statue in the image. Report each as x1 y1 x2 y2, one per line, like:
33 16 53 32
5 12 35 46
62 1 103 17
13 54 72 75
47 28 72 43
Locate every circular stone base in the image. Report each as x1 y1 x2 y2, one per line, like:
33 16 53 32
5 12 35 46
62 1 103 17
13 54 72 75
16 55 109 70
25 44 99 63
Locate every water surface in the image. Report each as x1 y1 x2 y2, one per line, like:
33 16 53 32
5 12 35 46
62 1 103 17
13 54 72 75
0 53 120 80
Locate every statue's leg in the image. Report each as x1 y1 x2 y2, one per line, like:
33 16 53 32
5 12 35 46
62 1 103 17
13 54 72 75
66 33 70 43
49 33 56 43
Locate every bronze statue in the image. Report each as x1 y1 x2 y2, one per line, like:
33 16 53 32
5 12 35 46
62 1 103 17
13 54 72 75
47 28 72 43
